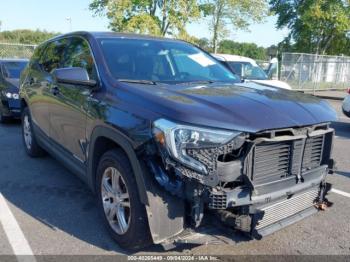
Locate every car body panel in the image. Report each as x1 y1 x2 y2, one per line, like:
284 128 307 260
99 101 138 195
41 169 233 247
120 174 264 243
49 81 89 162
251 79 292 90
342 94 350 117
110 81 337 133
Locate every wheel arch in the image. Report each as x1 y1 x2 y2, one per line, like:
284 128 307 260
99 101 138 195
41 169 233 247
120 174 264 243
20 98 28 112
87 126 149 205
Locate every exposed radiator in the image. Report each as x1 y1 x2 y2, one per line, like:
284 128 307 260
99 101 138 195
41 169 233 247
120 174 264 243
256 187 319 230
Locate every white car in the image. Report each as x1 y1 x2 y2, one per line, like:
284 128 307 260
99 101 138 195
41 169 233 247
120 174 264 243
212 54 292 90
342 89 350 117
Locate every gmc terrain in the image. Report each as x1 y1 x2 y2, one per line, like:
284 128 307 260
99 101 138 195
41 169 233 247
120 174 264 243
20 32 337 250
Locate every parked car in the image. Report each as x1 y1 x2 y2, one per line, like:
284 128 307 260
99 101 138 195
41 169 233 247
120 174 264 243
20 32 337 250
0 59 28 122
342 88 350 117
212 54 292 90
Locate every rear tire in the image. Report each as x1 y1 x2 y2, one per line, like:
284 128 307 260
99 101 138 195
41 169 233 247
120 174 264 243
21 107 46 157
96 149 152 250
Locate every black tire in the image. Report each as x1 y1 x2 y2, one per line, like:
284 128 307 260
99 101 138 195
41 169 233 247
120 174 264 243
96 149 152 250
21 107 46 157
0 110 9 123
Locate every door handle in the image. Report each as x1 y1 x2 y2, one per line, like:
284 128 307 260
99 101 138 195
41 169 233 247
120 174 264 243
51 85 60 96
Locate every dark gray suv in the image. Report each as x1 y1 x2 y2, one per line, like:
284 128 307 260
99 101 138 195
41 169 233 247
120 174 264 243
20 32 337 250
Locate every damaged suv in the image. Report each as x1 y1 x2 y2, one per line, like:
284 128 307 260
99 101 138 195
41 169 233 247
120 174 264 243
20 32 337 250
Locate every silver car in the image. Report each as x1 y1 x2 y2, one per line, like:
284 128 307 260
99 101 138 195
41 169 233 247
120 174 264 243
342 89 350 117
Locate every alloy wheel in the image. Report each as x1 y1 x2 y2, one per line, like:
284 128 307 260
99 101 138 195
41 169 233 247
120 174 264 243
101 167 131 235
23 115 32 150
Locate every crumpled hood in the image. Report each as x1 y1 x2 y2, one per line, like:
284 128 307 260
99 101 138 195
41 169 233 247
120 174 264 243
120 81 337 133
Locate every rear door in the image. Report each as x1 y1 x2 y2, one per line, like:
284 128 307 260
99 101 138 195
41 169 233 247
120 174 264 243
49 36 98 163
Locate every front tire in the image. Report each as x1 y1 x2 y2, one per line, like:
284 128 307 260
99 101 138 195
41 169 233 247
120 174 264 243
0 109 9 123
21 107 46 157
96 149 152 250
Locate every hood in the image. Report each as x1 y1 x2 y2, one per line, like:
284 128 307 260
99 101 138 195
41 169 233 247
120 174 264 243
250 79 292 90
3 78 20 92
119 81 337 133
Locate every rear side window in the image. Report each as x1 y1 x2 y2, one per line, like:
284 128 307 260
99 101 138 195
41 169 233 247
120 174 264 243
40 39 68 73
62 37 97 80
30 45 44 68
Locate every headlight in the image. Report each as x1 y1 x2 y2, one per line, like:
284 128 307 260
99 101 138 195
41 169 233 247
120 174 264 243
153 119 241 174
2 92 19 99
12 94 19 99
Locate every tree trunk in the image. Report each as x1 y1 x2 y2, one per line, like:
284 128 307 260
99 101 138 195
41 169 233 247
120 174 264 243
161 0 168 36
212 2 223 53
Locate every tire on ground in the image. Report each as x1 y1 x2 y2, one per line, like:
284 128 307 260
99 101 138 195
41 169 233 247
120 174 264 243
96 148 152 250
21 107 46 157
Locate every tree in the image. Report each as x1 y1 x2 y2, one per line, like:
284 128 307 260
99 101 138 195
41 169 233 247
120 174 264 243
200 0 269 53
218 40 268 60
270 0 350 55
89 0 201 37
0 29 58 44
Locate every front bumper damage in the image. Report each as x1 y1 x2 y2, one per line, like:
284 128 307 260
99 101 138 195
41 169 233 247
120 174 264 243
143 123 335 249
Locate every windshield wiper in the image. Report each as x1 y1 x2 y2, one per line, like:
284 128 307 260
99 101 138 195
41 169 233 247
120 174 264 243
176 80 215 85
118 79 158 85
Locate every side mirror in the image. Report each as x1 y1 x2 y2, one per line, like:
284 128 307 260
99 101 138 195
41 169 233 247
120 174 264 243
53 67 97 87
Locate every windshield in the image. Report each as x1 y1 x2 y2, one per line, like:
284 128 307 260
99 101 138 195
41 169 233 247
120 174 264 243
99 38 239 84
1 61 28 79
228 61 268 80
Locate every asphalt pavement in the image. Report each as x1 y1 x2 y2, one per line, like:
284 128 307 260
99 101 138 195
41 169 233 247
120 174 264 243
0 99 349 258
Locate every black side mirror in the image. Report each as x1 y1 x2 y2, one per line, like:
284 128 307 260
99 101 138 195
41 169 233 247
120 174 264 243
53 67 97 88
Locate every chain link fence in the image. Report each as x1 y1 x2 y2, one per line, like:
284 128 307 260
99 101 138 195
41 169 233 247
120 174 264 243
0 42 37 59
281 52 350 92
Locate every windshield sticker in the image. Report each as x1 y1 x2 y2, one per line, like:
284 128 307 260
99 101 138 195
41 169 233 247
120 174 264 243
188 53 216 67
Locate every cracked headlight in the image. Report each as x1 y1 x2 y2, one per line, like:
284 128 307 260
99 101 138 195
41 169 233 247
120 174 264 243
153 119 241 174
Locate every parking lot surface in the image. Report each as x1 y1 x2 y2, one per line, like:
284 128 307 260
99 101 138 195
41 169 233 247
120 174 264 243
0 99 349 257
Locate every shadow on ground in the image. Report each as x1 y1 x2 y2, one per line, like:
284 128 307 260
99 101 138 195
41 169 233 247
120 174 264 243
335 171 350 179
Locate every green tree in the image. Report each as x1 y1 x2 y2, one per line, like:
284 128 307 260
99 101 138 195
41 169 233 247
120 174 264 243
89 0 201 37
218 39 268 60
200 0 268 53
270 0 350 55
0 29 58 44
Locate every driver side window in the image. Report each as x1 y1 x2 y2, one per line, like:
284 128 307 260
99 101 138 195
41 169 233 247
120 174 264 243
62 37 97 81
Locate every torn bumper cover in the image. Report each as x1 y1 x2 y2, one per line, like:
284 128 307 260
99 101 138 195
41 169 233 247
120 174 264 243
146 122 335 248
162 184 331 250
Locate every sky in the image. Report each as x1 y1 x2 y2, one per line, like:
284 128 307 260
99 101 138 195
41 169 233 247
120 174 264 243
0 0 289 47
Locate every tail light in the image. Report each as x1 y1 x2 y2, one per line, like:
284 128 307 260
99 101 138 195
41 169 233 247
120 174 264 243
347 88 350 94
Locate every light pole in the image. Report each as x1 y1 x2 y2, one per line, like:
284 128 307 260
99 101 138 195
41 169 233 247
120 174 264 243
66 17 72 32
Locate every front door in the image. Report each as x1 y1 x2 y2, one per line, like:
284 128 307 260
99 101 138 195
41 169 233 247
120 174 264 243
49 37 98 163
27 40 67 136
